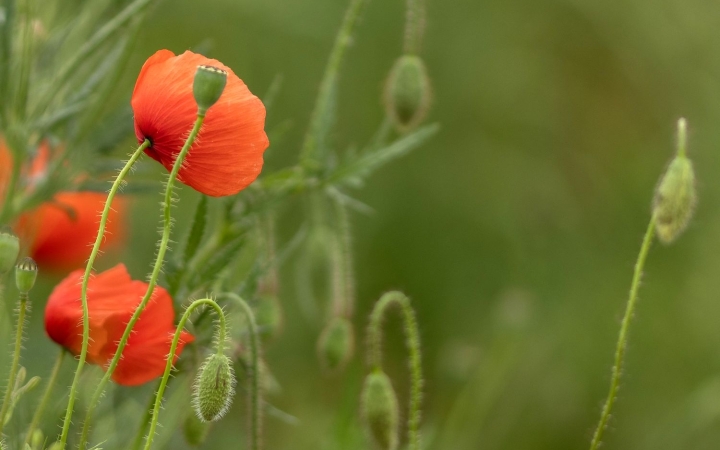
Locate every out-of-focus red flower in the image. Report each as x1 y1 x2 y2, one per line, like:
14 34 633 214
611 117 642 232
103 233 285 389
132 50 269 197
45 264 194 386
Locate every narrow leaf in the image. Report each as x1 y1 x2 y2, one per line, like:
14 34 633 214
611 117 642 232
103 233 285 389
184 195 208 263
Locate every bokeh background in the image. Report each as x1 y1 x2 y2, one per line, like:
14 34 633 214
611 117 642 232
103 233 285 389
7 0 720 449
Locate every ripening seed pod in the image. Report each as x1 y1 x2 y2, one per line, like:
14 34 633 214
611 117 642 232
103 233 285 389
193 65 228 115
183 412 211 446
317 317 354 373
0 228 19 274
384 55 432 132
652 123 697 244
193 353 236 422
361 370 399 450
15 257 38 294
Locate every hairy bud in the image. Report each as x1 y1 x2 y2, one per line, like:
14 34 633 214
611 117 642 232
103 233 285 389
384 55 432 132
317 317 354 373
0 228 19 274
193 353 236 422
193 65 228 115
15 257 38 294
361 370 399 450
183 412 211 446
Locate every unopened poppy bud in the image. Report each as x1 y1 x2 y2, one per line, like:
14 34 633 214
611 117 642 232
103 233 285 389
361 370 399 450
193 353 236 422
183 412 211 446
0 227 19 274
31 429 44 448
653 119 697 244
384 55 432 132
193 65 228 116
15 257 38 294
317 317 354 373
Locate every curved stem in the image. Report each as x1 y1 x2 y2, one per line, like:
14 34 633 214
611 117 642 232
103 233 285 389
143 298 226 450
219 292 262 450
589 216 657 450
403 0 425 54
0 292 28 436
78 116 204 449
58 139 150 448
130 379 162 450
367 291 423 450
23 350 65 446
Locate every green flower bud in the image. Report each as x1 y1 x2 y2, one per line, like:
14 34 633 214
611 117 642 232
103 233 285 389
183 412 211 446
0 228 19 274
653 119 697 244
47 443 63 450
15 257 38 294
193 353 236 422
384 55 432 132
31 429 44 449
193 65 228 116
317 317 354 373
361 370 399 450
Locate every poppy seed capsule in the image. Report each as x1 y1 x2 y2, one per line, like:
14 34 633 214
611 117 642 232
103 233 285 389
15 257 38 294
193 353 236 422
361 370 399 450
0 228 19 274
653 154 696 244
317 317 354 373
193 65 228 115
384 55 431 132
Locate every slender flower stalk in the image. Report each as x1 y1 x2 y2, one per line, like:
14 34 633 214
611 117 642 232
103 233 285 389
77 116 205 448
23 350 66 447
403 0 425 54
144 298 227 450
0 290 29 436
58 139 150 448
367 291 424 450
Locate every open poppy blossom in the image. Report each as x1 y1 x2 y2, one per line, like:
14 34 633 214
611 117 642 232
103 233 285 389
45 264 193 386
132 50 269 197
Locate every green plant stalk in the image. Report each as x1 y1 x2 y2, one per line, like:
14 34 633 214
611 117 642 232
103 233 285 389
367 291 424 450
78 115 205 449
23 350 65 447
299 0 368 170
403 0 425 54
0 292 29 437
589 216 657 450
130 380 162 450
220 292 262 450
143 298 227 450
58 139 149 448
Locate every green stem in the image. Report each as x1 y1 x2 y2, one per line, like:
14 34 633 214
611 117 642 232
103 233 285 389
0 292 28 437
367 291 423 450
78 116 204 449
403 0 425 54
23 350 65 447
130 379 162 450
589 216 657 450
219 292 262 450
330 197 355 318
58 139 149 448
143 298 227 450
299 0 368 170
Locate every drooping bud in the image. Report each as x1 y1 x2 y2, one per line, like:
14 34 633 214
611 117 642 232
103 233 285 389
193 65 228 116
183 412 211 446
192 353 236 422
317 317 354 373
0 227 19 274
15 257 38 294
652 118 697 244
361 370 399 450
384 55 432 132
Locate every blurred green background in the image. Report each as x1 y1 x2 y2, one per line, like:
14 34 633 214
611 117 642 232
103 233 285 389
8 0 720 448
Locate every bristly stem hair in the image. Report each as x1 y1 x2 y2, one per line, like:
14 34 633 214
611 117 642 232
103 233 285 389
403 0 426 54
77 115 205 449
0 290 30 437
589 216 656 450
367 291 424 450
23 350 66 447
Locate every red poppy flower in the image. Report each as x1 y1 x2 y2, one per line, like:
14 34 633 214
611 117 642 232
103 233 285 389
132 50 269 197
45 264 193 386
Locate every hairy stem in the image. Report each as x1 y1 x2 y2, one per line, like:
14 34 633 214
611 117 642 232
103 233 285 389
143 298 226 450
58 139 150 448
23 350 65 446
0 292 29 437
78 116 204 449
403 0 425 54
367 291 424 450
130 379 162 450
589 216 657 450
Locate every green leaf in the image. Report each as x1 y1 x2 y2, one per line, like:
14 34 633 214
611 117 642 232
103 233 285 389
183 196 208 264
